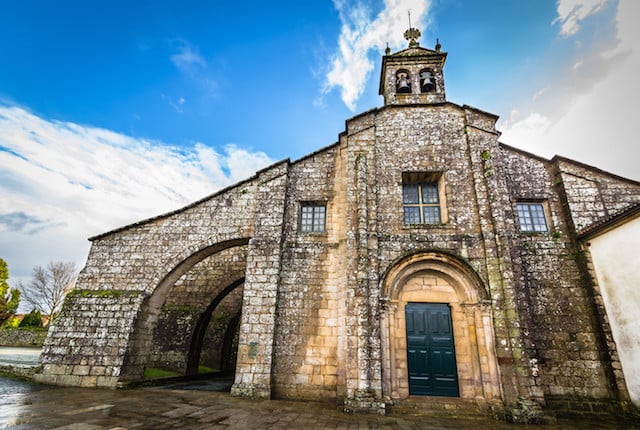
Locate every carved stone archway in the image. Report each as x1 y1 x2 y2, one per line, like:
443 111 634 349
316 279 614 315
380 251 501 402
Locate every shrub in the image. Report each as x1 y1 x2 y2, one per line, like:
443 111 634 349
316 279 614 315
18 309 43 328
1 316 20 328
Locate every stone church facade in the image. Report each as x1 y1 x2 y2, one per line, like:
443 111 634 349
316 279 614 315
36 30 639 420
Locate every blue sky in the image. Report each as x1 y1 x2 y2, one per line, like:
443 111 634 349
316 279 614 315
1 0 637 300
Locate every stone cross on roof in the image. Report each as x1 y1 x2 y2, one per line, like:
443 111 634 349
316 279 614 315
404 27 421 48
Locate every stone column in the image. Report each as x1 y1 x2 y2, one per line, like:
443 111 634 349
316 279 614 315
343 152 385 414
231 166 288 399
463 108 543 422
379 298 398 398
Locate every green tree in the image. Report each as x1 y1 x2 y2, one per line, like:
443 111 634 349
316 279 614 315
18 261 77 327
19 309 43 328
0 258 21 326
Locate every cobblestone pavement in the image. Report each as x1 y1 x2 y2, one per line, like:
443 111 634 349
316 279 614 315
2 381 639 429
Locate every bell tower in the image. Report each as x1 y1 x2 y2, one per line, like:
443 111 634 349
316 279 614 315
379 28 447 106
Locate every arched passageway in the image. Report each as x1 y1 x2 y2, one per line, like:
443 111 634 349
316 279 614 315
186 278 244 375
380 251 502 402
118 239 249 384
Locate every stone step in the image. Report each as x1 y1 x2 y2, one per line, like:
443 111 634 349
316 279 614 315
388 396 492 418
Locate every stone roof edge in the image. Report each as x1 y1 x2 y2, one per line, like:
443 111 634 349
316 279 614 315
296 102 501 163
373 101 498 119
290 141 341 166
88 158 291 241
345 106 379 124
289 107 382 167
387 46 445 57
498 143 640 186
551 155 640 186
577 202 640 240
498 142 554 164
462 104 500 120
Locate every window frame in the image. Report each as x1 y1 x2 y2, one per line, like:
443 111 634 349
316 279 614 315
402 172 447 226
299 203 327 233
516 201 549 233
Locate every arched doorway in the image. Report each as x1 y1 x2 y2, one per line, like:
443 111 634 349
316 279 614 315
380 251 501 401
118 239 249 384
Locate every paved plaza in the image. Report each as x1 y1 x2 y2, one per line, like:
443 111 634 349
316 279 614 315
1 376 639 430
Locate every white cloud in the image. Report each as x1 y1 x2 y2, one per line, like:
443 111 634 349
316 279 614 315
323 0 432 110
0 105 273 286
170 39 206 72
169 39 219 100
554 0 608 36
500 0 639 182
500 111 552 145
224 144 274 183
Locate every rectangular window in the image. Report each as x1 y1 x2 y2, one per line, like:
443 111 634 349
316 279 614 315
300 204 326 233
516 202 548 232
403 181 441 225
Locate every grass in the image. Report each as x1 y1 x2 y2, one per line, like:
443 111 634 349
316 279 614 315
143 367 180 379
143 365 219 380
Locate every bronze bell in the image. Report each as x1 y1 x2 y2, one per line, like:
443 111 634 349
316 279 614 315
397 72 411 93
420 71 435 92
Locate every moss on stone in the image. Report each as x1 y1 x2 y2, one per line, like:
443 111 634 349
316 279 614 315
66 289 139 299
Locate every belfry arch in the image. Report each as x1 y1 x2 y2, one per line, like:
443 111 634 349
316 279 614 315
379 251 502 402
119 238 250 384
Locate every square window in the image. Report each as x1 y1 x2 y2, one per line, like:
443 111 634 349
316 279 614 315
300 204 326 233
516 202 548 232
402 173 444 225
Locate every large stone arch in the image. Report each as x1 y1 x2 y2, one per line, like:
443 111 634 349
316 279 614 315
379 251 501 402
119 237 250 383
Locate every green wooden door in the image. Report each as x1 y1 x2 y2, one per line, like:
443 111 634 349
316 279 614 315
405 302 459 396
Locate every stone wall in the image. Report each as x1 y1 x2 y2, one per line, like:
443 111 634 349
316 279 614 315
502 147 608 398
343 111 384 412
500 145 640 409
36 289 144 387
36 162 286 387
556 159 639 231
369 104 537 409
373 105 486 271
0 328 47 347
272 145 346 400
230 163 289 399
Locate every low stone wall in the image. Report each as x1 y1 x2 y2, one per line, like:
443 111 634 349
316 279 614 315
0 328 48 347
0 364 42 379
545 396 640 421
